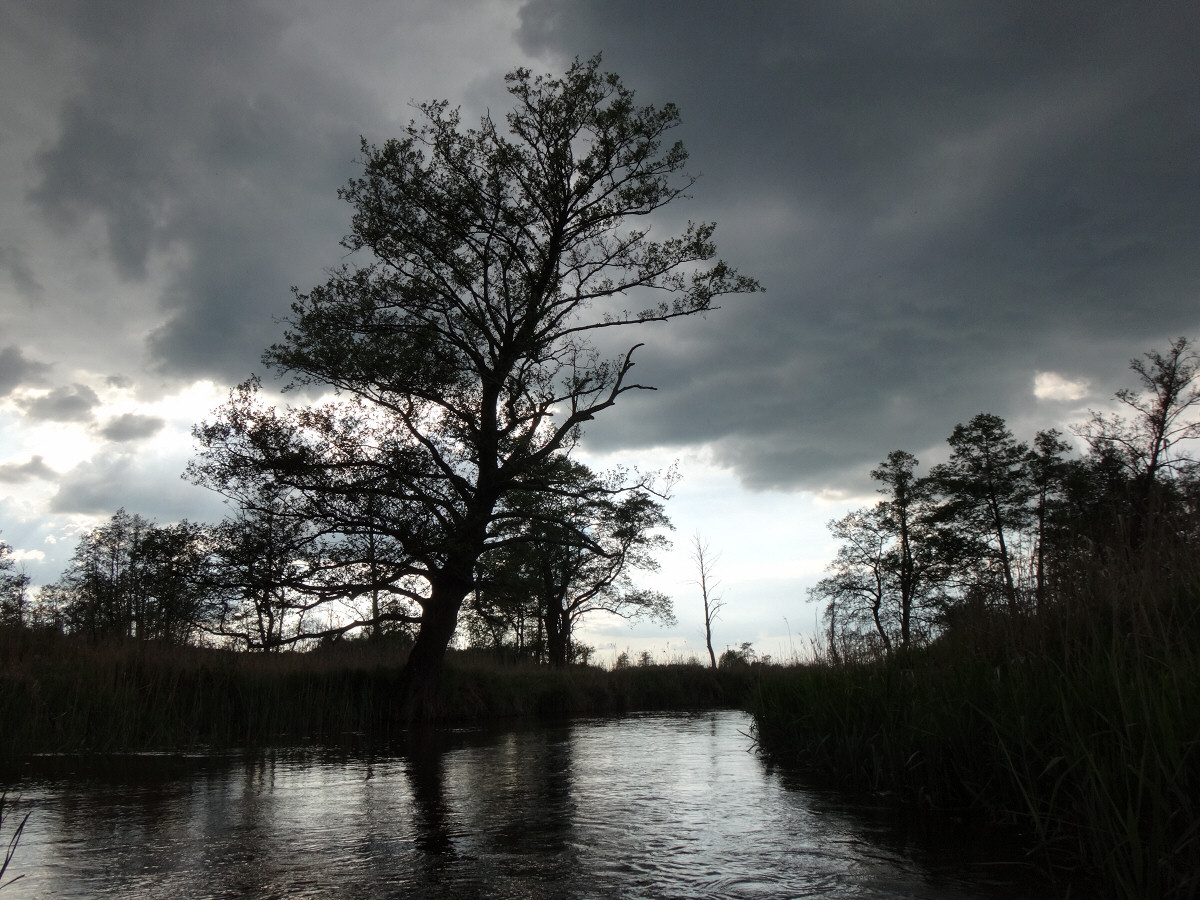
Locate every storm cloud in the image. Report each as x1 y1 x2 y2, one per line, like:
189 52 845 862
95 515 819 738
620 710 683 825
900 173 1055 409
2 1 1198 606
518 0 1200 489
0 345 51 396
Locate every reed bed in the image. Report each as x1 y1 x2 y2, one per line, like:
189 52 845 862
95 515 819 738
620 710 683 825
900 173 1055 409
749 557 1200 899
0 631 751 754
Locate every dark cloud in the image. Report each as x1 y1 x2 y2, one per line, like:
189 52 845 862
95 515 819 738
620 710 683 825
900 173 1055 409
26 0 371 382
517 0 1200 490
48 451 135 515
0 345 51 396
7 0 1199 502
0 244 41 298
18 383 99 422
0 454 56 483
98 413 166 443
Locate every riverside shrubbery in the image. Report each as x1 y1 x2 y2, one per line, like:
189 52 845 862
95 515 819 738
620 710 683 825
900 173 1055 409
750 548 1199 899
0 630 753 754
751 338 1200 899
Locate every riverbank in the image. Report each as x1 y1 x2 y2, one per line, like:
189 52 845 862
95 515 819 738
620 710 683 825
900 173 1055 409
0 630 756 753
6 576 1197 899
747 565 1200 900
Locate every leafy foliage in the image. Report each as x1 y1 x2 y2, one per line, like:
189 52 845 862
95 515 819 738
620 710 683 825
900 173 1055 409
814 338 1200 655
188 57 756 706
36 510 210 644
0 539 30 629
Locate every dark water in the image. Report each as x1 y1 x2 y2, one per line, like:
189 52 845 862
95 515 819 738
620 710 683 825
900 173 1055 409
1 711 1064 898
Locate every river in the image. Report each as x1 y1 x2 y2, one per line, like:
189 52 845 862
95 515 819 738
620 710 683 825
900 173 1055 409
1 710 1064 898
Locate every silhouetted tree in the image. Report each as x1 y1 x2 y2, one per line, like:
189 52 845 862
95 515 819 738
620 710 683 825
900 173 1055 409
929 414 1033 613
870 450 951 649
689 534 724 668
0 538 30 629
44 510 210 643
1026 429 1072 609
191 57 757 713
811 507 892 656
205 481 424 650
811 451 953 656
1072 337 1200 551
1076 337 1200 485
471 459 674 666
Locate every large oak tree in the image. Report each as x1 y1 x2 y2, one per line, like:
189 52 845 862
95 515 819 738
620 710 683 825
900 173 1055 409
191 57 758 713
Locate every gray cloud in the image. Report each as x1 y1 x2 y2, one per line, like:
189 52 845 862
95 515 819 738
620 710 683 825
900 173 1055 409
98 413 167 443
5 0 1199 504
48 451 135 515
49 449 227 521
0 455 57 483
517 0 1200 490
0 345 51 396
18 383 100 422
0 244 41 298
26 0 372 382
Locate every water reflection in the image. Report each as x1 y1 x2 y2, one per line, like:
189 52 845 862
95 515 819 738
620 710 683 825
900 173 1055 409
1 711 1062 899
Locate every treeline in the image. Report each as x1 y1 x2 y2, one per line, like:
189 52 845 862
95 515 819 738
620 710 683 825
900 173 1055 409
812 336 1200 656
2 467 673 669
756 337 1200 900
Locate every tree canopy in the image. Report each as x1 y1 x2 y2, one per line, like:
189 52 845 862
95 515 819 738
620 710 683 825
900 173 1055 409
190 57 758 712
812 337 1200 657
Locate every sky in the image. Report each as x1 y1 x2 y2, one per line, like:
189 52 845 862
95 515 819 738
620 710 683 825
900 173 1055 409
1 1 1198 663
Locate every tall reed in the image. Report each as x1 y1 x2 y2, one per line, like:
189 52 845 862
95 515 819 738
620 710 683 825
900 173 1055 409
749 551 1200 899
0 631 753 754
0 793 28 891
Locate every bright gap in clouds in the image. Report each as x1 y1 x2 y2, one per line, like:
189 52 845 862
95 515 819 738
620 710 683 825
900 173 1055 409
572 444 863 666
1034 371 1089 402
0 378 233 586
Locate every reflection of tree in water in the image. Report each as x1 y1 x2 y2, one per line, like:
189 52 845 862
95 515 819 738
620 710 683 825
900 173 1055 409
403 727 458 860
400 722 583 895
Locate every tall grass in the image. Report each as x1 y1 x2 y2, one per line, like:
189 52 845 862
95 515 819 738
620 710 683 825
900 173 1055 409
0 793 28 891
0 632 753 754
749 548 1200 899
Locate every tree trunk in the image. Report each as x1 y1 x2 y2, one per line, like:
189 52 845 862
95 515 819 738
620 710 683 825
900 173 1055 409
545 601 569 668
703 596 717 669
398 580 469 719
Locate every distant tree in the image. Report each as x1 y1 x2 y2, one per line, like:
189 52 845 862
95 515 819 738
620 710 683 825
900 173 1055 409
811 451 952 656
206 490 317 650
45 510 210 643
1075 337 1200 485
718 641 755 669
689 534 723 668
472 459 674 667
1057 336 1200 559
929 415 1033 613
206 483 424 651
0 538 30 629
191 57 758 713
1025 429 1072 609
870 450 951 649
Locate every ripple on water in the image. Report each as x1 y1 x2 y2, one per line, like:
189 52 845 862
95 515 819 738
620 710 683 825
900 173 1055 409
1 711 1064 899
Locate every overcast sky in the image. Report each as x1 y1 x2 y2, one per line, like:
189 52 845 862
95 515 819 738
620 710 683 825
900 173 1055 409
2 1 1197 661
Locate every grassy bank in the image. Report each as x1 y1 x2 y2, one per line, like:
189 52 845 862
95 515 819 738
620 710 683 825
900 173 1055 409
0 630 753 754
749 563 1200 899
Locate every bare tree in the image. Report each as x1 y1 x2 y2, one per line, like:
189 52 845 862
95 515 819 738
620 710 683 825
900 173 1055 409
1075 336 1200 484
690 534 724 668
